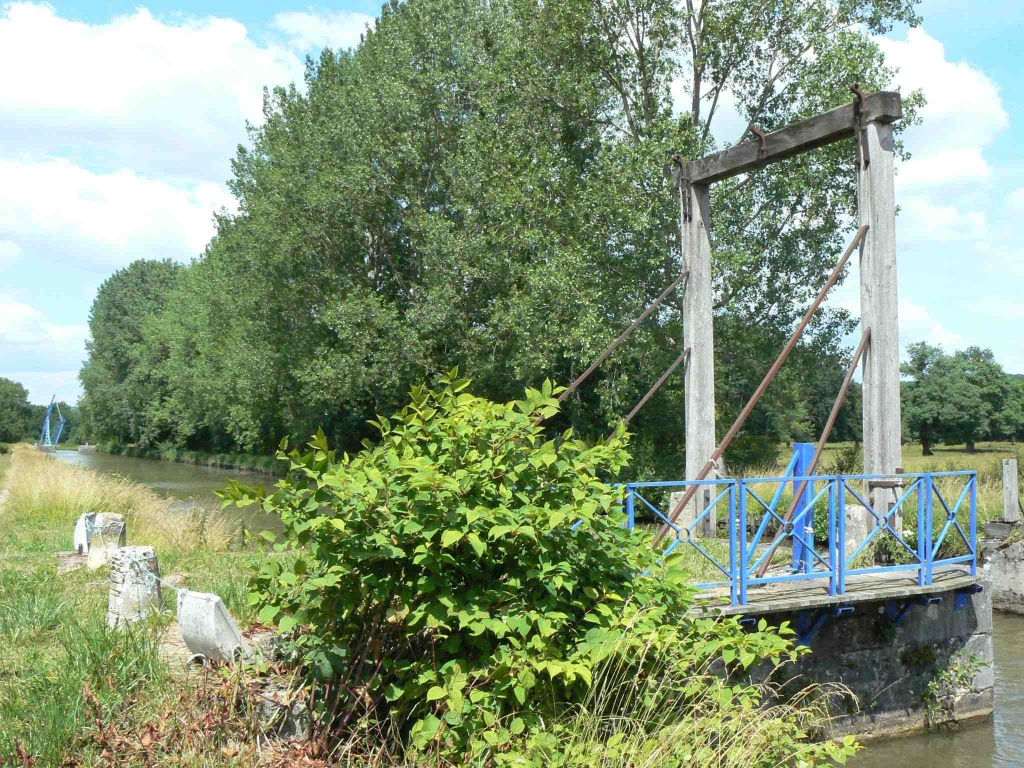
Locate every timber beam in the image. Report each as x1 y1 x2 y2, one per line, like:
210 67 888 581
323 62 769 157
676 91 902 185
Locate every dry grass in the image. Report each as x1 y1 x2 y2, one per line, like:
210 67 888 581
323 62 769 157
4 444 235 557
816 441 1019 523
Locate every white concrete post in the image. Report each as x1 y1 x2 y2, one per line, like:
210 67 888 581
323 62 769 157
1004 459 1020 523
682 182 717 536
86 513 127 569
107 545 162 626
178 589 251 664
858 119 902 525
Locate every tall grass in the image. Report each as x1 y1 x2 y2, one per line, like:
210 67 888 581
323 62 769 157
4 444 235 557
0 445 264 765
0 565 168 764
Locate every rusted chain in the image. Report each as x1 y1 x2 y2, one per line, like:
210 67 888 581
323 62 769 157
753 329 871 577
850 82 870 169
655 224 870 542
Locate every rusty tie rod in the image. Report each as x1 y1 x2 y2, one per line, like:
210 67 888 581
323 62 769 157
753 328 871 577
655 224 869 542
555 271 690 406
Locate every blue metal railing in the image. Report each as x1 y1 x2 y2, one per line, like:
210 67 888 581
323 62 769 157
624 469 978 606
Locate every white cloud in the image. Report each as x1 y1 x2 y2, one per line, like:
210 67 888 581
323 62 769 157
0 370 81 405
0 240 22 268
899 297 962 349
0 296 89 389
1009 188 1024 211
272 10 374 52
0 3 305 181
898 198 987 243
878 28 1008 155
896 148 992 189
0 157 236 270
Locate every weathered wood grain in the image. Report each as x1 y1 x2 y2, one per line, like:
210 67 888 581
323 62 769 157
858 119 903 524
1004 459 1020 523
682 183 717 535
678 91 902 185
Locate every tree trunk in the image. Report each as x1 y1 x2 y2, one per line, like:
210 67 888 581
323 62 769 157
922 439 933 457
966 440 976 454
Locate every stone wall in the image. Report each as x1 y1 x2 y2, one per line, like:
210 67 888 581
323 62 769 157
982 523 1024 614
749 578 993 740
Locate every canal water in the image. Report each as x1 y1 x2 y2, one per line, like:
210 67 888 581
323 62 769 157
50 451 1024 763
54 449 280 531
852 611 1024 767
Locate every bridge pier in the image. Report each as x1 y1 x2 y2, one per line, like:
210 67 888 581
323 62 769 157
703 571 994 739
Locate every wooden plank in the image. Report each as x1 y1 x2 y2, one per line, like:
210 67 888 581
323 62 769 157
859 120 903 527
679 91 902 185
1004 459 1020 523
682 183 717 536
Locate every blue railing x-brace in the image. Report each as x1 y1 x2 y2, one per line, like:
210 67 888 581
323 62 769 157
624 462 977 607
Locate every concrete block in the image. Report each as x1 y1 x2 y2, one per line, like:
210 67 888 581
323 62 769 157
668 488 717 538
73 512 96 554
843 504 874 563
985 540 1024 614
107 545 162 626
86 513 127 569
177 589 250 664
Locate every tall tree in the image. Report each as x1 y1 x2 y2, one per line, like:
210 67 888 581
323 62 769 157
79 260 182 444
81 0 922 471
902 343 1018 454
0 378 32 443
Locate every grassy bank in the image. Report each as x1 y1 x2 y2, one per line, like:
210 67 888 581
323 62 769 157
97 442 285 475
0 445 265 765
815 441 1021 524
0 441 860 766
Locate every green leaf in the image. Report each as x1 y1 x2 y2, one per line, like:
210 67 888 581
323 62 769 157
466 532 486 557
258 604 280 624
441 529 464 547
426 686 447 702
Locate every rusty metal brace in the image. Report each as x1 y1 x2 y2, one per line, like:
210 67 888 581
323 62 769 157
850 83 870 169
746 122 768 156
671 154 693 222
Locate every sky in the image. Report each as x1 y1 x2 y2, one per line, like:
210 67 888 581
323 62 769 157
0 0 1021 405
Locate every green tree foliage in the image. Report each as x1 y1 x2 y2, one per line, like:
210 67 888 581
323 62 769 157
81 0 918 471
79 260 182 444
0 378 32 443
226 375 855 764
902 343 1023 454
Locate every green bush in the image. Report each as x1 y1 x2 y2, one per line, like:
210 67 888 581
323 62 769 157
227 374 854 765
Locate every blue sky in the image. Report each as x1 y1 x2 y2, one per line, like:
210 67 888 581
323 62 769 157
0 0 1021 404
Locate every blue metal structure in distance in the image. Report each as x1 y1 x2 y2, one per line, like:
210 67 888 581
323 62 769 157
38 395 67 449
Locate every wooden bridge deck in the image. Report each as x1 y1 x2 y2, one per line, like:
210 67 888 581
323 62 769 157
689 565 982 617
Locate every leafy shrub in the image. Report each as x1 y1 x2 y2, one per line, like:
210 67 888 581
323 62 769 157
227 374 854 765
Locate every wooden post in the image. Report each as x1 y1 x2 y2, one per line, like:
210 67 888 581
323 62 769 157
1004 459 1020 523
858 119 903 525
682 182 717 535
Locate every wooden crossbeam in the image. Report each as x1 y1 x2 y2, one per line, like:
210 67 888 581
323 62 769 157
676 91 902 185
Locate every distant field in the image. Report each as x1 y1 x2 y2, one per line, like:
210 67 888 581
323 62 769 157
813 441 1020 475
803 441 1020 522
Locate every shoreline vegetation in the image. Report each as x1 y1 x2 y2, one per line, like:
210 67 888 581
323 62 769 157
94 442 285 475
1 414 860 766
